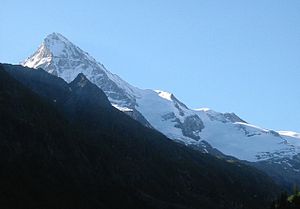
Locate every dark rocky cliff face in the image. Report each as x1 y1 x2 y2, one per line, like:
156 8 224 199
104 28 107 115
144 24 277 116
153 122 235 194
175 115 204 141
223 112 247 123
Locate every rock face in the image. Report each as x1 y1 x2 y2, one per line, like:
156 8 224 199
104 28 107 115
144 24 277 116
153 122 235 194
175 115 204 141
22 33 300 187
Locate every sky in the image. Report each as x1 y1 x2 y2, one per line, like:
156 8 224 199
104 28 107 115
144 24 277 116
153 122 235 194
1 0 300 132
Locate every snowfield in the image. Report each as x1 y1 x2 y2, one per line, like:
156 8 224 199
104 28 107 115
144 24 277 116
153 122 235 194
22 32 300 162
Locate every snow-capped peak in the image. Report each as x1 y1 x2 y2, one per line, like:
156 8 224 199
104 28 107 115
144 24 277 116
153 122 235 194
46 32 69 43
22 32 97 72
21 33 300 163
42 32 75 57
22 32 138 107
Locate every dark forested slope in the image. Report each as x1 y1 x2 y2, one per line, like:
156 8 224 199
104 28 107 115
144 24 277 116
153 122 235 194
0 64 280 209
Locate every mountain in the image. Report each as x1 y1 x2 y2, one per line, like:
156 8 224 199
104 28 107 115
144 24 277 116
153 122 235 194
0 63 280 209
22 33 300 188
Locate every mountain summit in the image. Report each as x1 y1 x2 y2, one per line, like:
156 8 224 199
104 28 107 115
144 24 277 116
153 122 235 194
23 33 136 108
22 33 86 74
22 33 300 187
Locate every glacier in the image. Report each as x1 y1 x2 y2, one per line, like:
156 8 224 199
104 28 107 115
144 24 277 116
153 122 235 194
22 32 300 163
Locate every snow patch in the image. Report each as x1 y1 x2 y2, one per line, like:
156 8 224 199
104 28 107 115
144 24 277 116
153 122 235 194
112 104 133 112
155 90 173 101
279 131 300 139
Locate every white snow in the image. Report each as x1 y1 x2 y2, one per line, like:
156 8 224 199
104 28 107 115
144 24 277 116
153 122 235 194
279 131 300 139
155 90 173 101
135 89 197 144
194 107 211 112
112 104 133 112
21 32 300 163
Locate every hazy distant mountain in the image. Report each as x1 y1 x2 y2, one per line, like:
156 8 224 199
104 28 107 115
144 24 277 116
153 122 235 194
22 33 300 188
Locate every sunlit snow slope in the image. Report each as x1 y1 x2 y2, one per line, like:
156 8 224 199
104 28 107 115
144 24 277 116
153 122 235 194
22 33 300 162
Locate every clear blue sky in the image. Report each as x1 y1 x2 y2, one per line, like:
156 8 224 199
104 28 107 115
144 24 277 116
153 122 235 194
1 0 300 132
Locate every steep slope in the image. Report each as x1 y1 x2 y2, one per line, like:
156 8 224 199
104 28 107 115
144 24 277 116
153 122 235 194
0 65 104 209
22 33 300 186
1 63 281 209
22 32 136 107
22 33 201 135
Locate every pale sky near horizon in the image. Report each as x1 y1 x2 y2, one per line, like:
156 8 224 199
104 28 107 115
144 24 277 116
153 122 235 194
1 0 300 132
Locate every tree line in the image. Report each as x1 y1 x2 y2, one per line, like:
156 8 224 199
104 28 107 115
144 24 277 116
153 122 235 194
270 187 300 209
